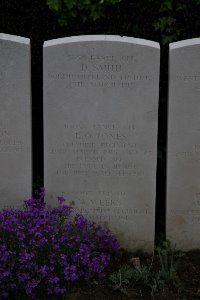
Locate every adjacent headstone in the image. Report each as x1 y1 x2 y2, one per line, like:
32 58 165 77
167 38 200 250
0 33 32 208
44 35 160 252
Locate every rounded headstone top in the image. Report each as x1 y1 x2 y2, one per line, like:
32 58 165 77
170 38 200 50
44 35 160 49
0 33 30 45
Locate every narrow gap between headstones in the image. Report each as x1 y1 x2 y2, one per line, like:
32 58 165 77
32 39 44 194
155 47 169 242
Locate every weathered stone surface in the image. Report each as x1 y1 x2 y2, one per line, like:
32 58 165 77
167 38 200 250
44 35 160 252
0 33 32 208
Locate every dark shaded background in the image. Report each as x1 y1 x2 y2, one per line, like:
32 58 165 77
1 0 200 239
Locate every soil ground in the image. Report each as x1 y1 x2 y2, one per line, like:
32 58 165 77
63 249 200 300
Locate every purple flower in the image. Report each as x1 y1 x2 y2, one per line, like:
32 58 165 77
0 189 119 298
48 276 60 284
18 273 30 283
25 279 40 295
57 195 66 204
1 270 10 279
39 265 48 277
64 264 78 281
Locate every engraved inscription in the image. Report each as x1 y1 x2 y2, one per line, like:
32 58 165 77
176 74 200 81
47 53 153 89
170 204 200 224
60 190 152 221
50 122 153 178
0 121 24 153
176 144 200 162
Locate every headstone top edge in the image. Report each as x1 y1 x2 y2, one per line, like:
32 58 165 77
170 38 200 50
44 35 160 49
0 33 30 45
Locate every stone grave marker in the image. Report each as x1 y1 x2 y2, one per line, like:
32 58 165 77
0 33 32 208
44 35 160 252
167 38 200 250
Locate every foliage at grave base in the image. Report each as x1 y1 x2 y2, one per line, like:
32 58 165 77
155 239 178 282
110 239 182 296
0 189 119 299
46 0 121 25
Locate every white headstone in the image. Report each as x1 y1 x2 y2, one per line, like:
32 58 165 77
167 38 200 250
44 35 160 252
0 34 32 208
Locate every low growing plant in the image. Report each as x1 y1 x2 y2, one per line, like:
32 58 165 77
0 189 119 299
110 241 182 297
109 265 135 294
109 259 154 295
155 239 177 283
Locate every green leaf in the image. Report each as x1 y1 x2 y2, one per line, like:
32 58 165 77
47 0 122 26
152 20 160 31
177 3 187 11
63 0 75 10
132 24 139 33
47 0 62 11
160 0 173 12
166 16 176 25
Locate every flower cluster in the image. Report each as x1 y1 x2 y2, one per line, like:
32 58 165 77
0 190 119 299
